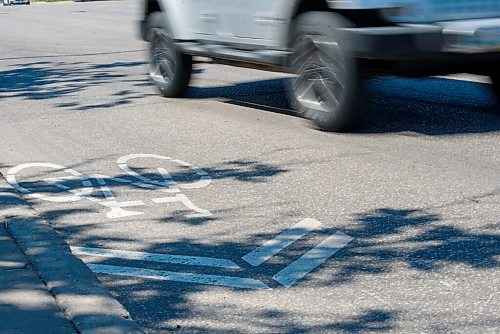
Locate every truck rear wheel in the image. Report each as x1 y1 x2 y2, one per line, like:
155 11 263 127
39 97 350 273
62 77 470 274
289 12 362 132
490 71 500 101
147 13 192 98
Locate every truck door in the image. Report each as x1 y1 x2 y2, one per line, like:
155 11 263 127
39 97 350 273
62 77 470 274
182 0 218 38
214 0 290 48
159 0 219 40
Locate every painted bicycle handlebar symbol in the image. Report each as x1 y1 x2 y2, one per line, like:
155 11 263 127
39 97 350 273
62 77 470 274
6 154 212 219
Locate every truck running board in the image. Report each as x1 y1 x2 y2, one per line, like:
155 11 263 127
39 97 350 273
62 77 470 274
178 42 290 70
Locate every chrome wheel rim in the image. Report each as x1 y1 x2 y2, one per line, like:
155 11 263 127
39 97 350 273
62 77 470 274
149 30 176 85
291 37 347 117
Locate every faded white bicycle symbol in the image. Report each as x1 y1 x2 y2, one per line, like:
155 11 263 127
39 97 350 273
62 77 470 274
7 154 355 289
6 154 212 219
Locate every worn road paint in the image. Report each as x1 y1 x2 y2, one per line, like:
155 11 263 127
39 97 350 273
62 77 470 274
117 154 212 191
6 154 213 219
7 163 93 202
72 218 352 289
95 177 114 199
72 246 240 269
97 200 146 219
152 194 212 218
272 232 353 288
88 264 270 290
242 218 322 266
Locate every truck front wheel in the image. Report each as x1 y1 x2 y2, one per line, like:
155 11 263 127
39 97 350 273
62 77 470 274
147 13 192 98
289 12 362 132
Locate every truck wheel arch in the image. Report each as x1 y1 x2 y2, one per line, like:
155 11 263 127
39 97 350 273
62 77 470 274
286 0 331 48
292 0 329 19
143 0 193 41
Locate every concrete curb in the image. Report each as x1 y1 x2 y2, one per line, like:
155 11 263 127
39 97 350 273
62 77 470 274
0 175 144 334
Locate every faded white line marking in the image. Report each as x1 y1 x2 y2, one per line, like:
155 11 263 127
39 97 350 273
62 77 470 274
72 246 240 269
6 163 93 202
152 194 212 218
97 200 146 219
6 155 213 219
117 154 212 190
95 178 114 200
88 264 270 290
88 174 133 184
242 218 322 267
273 232 353 288
47 181 71 190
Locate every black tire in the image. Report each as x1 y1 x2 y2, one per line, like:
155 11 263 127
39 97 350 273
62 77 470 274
490 71 500 100
289 12 362 132
147 12 192 98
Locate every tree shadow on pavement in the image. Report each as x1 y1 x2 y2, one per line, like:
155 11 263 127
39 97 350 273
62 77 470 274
1 156 499 333
2 60 498 135
1 157 289 228
0 60 155 111
0 186 25 211
0 263 78 334
26 204 499 332
253 308 399 333
327 208 499 285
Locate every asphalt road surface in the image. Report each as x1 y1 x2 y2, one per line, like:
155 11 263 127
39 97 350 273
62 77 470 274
1 1 499 333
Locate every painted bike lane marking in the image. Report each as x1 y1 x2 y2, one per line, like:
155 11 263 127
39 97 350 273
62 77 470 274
88 264 270 290
6 163 93 202
6 154 213 219
272 232 353 288
71 246 240 269
74 219 353 289
6 156 353 289
242 218 322 266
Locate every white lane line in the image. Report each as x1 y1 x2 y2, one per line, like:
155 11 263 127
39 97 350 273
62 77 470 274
272 232 353 288
242 218 322 267
88 264 270 290
71 246 240 269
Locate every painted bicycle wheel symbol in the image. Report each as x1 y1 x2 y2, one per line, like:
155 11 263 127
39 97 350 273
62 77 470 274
6 154 212 219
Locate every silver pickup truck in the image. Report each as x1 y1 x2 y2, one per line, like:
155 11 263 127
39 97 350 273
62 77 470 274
140 0 500 131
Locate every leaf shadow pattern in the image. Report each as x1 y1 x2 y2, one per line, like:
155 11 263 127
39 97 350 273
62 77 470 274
2 156 499 332
2 157 290 228
253 308 399 333
327 208 500 285
0 60 154 111
406 225 500 271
